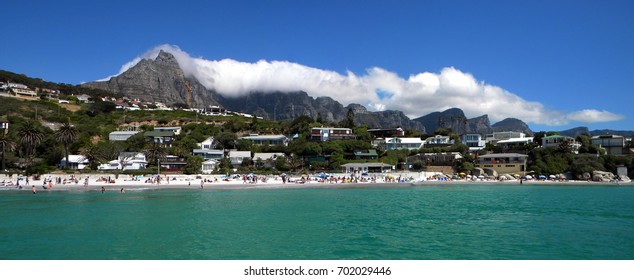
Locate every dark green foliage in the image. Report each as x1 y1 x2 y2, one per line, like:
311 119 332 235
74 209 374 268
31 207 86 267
528 147 573 175
86 99 116 116
215 132 237 149
569 155 605 178
183 156 203 174
286 115 314 136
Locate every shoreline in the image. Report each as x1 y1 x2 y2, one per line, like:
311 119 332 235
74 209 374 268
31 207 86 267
0 173 631 193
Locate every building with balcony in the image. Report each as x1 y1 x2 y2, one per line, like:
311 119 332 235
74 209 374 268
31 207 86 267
485 131 526 145
542 135 581 153
475 153 528 175
495 137 533 152
341 163 394 174
382 137 424 150
461 134 486 152
424 135 455 147
144 130 176 147
239 134 289 146
192 149 225 160
310 127 355 141
367 127 405 138
591 135 625 155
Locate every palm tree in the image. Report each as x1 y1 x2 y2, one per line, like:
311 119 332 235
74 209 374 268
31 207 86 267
80 143 104 170
0 134 16 171
55 121 79 169
16 121 44 160
144 142 167 167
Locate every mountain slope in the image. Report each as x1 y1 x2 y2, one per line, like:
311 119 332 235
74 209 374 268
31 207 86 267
83 50 221 107
491 118 533 135
412 108 492 135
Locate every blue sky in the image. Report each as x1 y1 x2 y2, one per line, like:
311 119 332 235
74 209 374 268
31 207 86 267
2 0 633 132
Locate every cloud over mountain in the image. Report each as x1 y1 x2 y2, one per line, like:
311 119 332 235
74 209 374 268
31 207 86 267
105 44 624 126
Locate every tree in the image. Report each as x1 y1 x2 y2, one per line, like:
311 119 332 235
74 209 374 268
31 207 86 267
80 143 104 170
16 121 44 160
218 157 232 174
183 156 203 174
87 99 116 116
54 121 79 169
215 132 237 149
340 108 355 129
0 134 16 171
144 142 167 166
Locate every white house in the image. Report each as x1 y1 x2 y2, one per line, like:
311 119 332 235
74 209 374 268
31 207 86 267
197 137 216 149
97 160 122 170
253 153 285 168
60 155 90 170
201 159 218 174
229 151 252 166
461 134 486 152
192 149 224 160
495 137 534 152
424 135 455 146
542 135 581 153
109 131 140 141
76 94 93 103
485 131 526 145
98 152 147 171
239 134 289 146
383 137 424 150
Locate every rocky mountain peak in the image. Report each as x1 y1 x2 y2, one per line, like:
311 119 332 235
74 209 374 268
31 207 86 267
82 50 220 108
491 118 533 135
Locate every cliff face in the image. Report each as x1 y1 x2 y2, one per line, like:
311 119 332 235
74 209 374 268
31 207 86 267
83 50 221 107
412 108 493 135
218 91 347 122
491 118 533 135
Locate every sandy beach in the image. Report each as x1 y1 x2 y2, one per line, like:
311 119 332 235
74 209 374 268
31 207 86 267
0 172 630 193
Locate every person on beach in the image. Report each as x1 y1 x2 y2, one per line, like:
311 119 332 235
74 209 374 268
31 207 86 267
32 185 36 194
120 188 125 193
200 180 204 189
101 186 105 193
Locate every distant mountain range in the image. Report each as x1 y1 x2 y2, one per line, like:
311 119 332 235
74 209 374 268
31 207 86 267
82 50 538 135
558 127 634 138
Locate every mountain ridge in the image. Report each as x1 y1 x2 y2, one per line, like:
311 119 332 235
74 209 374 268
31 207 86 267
80 50 531 134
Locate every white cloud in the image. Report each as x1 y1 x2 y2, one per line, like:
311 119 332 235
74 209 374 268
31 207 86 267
567 110 625 123
105 44 625 126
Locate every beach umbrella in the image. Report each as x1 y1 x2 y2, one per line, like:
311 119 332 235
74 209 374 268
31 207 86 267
525 175 532 180
549 175 556 179
280 173 287 177
538 175 546 179
320 173 328 179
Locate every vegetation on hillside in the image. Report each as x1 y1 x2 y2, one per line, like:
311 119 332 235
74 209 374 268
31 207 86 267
1 70 633 178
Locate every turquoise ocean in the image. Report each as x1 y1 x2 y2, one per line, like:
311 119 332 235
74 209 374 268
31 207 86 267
1 184 633 260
